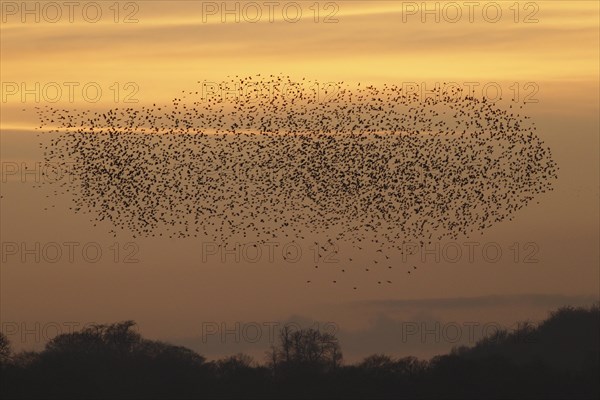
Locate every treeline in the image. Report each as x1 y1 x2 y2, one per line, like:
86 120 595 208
0 305 598 399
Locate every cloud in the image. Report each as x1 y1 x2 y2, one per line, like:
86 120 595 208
354 293 598 310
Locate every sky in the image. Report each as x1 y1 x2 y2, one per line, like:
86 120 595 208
0 1 599 362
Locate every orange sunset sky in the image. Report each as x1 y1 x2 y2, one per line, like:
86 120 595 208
0 1 598 361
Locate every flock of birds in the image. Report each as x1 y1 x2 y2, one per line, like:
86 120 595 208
35 74 559 289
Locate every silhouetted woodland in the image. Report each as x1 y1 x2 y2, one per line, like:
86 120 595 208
1 305 598 399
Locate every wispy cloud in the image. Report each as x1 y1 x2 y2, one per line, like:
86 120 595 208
354 293 599 310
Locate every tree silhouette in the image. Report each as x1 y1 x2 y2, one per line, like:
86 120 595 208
268 326 342 374
0 304 598 399
0 332 11 365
